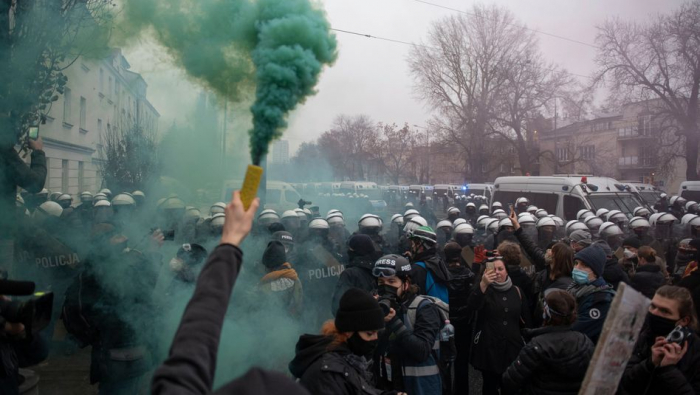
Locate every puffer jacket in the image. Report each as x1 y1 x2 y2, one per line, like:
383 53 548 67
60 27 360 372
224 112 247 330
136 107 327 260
501 325 595 395
619 330 700 395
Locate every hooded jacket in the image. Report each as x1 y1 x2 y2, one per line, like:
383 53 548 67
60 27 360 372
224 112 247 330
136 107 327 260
566 280 615 344
502 325 595 395
410 248 451 303
289 335 384 395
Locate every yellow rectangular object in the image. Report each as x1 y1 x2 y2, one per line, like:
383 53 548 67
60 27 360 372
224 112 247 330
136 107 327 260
240 165 263 211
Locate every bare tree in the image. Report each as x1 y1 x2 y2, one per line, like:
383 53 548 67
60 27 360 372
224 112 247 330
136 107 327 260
409 5 559 182
378 123 416 184
594 1 700 180
318 115 379 180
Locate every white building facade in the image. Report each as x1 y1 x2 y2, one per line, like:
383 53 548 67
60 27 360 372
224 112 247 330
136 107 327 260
40 49 159 199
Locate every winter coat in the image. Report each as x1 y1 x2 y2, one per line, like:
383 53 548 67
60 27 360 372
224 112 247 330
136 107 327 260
619 330 700 395
679 270 700 325
151 244 309 395
467 281 529 374
375 293 443 395
258 263 304 317
331 255 378 316
602 258 629 290
566 281 615 344
629 264 666 299
501 325 595 395
0 147 46 239
289 335 384 395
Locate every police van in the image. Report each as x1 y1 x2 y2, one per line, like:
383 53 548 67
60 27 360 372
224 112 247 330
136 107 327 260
339 181 388 214
679 181 700 202
222 180 302 212
623 182 664 207
463 183 493 200
492 176 650 221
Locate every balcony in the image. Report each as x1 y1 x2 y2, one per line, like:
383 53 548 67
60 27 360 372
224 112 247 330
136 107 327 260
617 126 656 141
618 156 657 169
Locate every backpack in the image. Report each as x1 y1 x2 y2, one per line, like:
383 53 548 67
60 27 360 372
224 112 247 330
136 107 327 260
407 295 456 395
415 261 450 304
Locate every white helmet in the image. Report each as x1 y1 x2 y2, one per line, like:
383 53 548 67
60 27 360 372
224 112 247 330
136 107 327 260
132 190 145 199
327 214 345 226
689 216 700 227
566 221 589 236
681 214 698 226
656 213 677 224
516 197 529 205
660 193 668 199
551 216 565 228
447 207 461 215
403 216 428 233
670 196 687 206
633 207 651 217
485 219 500 233
309 218 330 229
327 209 343 219
211 213 226 228
404 209 420 221
605 210 623 222
595 208 610 218
536 217 556 228
359 214 382 229
390 214 404 226
404 202 414 208
258 210 280 224
599 222 623 237
492 202 503 210
94 199 111 208
648 213 663 226
518 213 536 225
34 201 63 218
498 218 514 229
210 202 226 215
478 204 489 212
476 215 491 227
436 220 453 230
535 209 549 219
492 209 507 220
577 209 594 221
527 205 538 214
184 207 202 221
465 202 476 209
583 215 604 230
453 223 475 235
99 188 112 198
79 191 93 202
302 208 312 217
453 218 467 227
629 217 651 229
686 201 698 211
281 210 298 219
112 193 136 206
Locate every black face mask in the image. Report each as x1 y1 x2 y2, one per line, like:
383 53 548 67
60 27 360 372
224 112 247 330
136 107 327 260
647 312 678 337
347 332 378 359
378 284 399 299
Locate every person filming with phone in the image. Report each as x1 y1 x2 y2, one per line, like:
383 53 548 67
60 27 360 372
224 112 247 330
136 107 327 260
0 126 46 271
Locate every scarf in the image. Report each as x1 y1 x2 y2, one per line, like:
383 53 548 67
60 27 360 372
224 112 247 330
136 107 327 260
566 281 614 299
491 276 513 292
260 263 299 283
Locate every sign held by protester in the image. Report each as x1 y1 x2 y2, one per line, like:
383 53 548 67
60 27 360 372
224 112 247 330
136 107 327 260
579 282 650 395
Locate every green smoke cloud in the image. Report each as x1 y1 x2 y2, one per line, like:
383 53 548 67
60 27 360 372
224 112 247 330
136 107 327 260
116 0 337 165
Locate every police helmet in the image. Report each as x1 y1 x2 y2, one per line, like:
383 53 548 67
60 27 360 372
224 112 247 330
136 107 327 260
453 223 474 235
403 216 428 233
535 209 549 219
359 214 382 229
447 207 461 216
577 209 594 221
211 213 226 228
35 201 63 218
452 218 467 227
599 222 623 237
518 213 536 225
498 218 514 229
436 220 453 231
80 191 93 203
112 193 136 206
583 215 604 230
94 199 111 208
681 214 697 226
536 217 556 228
492 209 507 220
566 221 589 236
210 202 227 215
527 205 539 214
485 219 500 233
282 210 298 219
633 207 651 217
309 218 330 229
476 215 492 228
629 217 651 229
327 214 345 227
99 188 112 198
595 208 610 219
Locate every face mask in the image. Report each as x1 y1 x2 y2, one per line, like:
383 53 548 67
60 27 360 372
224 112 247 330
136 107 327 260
378 284 399 299
572 268 590 285
347 332 378 359
647 312 679 337
623 249 636 259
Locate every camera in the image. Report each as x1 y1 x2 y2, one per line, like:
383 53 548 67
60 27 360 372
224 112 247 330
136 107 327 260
378 297 392 316
297 199 312 209
666 325 693 344
0 292 53 337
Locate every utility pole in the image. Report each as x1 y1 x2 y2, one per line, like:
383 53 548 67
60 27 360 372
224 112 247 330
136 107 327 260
554 97 558 174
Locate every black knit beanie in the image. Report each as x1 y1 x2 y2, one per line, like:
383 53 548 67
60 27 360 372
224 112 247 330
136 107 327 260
335 288 385 332
444 242 462 262
347 234 376 257
263 241 287 269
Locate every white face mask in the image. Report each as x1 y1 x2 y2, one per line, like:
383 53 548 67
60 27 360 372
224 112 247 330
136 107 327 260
623 249 636 259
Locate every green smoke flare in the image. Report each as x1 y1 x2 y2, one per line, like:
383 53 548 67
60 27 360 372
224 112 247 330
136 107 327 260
116 0 337 165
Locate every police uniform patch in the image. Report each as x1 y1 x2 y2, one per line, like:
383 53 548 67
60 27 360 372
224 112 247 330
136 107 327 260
590 308 601 319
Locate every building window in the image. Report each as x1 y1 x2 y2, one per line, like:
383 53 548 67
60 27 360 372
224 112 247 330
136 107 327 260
580 145 595 160
80 97 87 130
62 160 69 192
557 147 570 161
63 88 72 123
78 161 84 192
640 115 654 136
99 68 104 93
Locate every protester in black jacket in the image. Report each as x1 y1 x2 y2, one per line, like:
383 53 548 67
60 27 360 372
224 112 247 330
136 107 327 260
629 246 667 299
596 240 629 289
619 286 700 395
498 240 536 311
151 192 309 395
290 288 395 395
331 234 380 315
502 290 594 395
444 242 475 395
468 257 530 395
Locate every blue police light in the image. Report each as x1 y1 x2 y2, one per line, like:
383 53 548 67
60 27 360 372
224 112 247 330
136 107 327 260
462 186 467 191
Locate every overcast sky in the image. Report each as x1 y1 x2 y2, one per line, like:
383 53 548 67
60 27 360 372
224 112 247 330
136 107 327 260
125 0 683 155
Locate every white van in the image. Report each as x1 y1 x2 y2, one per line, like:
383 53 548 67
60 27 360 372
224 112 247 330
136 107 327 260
339 181 388 213
434 184 461 199
464 183 493 200
222 180 302 212
492 176 649 221
679 181 700 202
623 182 664 206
